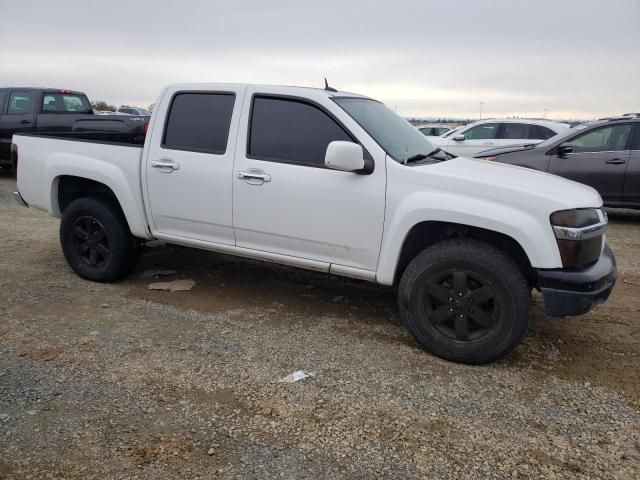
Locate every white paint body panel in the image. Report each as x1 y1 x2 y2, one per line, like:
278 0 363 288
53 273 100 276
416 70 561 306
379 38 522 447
15 83 604 286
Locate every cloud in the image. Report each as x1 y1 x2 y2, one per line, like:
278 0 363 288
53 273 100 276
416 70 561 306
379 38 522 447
1 0 638 118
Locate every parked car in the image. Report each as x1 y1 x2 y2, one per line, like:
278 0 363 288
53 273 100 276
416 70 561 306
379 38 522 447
475 116 640 209
416 124 456 137
13 83 616 364
428 119 570 157
116 106 151 116
0 88 147 169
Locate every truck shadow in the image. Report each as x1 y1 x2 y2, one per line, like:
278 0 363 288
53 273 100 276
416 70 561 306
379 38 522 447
126 243 403 330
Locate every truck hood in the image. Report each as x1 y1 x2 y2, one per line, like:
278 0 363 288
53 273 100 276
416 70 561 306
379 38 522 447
413 156 603 209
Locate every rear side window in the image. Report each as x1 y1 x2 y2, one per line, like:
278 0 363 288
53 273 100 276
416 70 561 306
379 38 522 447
163 92 235 153
249 96 351 167
531 125 557 140
42 93 92 113
500 123 531 140
0 92 5 112
464 123 498 140
8 91 34 114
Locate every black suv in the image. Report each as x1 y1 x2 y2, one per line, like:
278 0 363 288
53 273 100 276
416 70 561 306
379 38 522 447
475 116 640 209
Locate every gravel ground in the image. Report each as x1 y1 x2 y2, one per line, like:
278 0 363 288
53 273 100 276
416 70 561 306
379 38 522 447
0 170 639 479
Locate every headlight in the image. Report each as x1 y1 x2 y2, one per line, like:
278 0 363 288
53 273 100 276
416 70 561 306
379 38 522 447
550 208 607 267
480 156 497 161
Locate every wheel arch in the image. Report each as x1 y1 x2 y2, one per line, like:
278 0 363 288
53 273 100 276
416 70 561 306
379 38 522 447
387 221 537 286
51 174 150 239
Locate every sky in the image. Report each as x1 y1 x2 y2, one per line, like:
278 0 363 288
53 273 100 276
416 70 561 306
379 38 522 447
0 0 638 120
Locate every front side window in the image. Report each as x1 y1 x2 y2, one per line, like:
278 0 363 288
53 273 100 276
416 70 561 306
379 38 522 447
249 96 351 167
163 92 235 153
42 93 92 113
569 124 633 153
8 91 34 114
463 123 498 140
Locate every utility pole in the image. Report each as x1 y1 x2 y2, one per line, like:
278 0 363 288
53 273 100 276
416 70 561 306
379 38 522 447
479 102 483 120
543 108 547 119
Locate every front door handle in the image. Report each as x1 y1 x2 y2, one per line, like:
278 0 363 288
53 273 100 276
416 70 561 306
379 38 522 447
605 158 626 165
19 120 31 125
151 159 181 172
237 169 271 183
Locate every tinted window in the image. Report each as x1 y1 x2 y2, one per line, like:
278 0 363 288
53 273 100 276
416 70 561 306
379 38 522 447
532 125 556 140
464 123 498 140
163 93 235 153
8 91 34 114
500 123 531 140
569 124 633 153
42 93 92 113
249 97 351 166
0 92 5 112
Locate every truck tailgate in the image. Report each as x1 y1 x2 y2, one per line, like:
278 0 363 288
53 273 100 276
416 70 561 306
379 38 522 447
15 134 150 238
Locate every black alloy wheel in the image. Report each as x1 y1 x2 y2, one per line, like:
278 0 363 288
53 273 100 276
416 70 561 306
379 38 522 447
71 216 110 268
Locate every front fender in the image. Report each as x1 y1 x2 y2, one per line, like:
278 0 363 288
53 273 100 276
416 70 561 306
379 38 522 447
376 191 561 285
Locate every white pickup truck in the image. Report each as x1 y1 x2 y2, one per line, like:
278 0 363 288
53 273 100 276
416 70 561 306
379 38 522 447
13 83 617 364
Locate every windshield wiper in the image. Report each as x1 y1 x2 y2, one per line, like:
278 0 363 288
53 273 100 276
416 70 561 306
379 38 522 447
404 148 443 164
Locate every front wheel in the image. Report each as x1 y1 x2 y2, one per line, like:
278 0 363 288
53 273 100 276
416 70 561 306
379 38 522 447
398 239 530 364
60 196 139 282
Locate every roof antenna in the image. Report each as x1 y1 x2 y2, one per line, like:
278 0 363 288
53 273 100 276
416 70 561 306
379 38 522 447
324 78 338 92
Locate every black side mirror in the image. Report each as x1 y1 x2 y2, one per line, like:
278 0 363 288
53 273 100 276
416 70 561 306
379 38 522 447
557 143 573 157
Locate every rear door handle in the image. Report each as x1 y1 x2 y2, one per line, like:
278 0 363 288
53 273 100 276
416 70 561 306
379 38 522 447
605 158 626 165
151 159 181 172
19 120 31 125
237 169 271 183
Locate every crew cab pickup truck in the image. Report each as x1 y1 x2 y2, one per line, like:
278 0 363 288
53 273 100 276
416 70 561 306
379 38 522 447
0 87 146 168
13 83 617 364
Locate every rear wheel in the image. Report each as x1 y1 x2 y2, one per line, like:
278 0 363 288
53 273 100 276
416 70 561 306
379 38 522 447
398 239 530 364
60 196 139 282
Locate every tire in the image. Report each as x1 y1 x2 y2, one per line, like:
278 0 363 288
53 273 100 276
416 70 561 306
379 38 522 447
398 238 530 364
60 196 139 282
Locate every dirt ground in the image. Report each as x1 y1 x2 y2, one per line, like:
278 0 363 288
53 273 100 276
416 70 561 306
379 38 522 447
0 170 638 479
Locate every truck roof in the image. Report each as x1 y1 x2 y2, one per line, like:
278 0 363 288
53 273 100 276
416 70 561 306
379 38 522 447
0 87 86 95
165 83 373 101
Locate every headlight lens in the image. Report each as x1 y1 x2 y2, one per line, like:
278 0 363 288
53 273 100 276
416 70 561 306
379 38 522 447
550 208 601 228
550 209 606 268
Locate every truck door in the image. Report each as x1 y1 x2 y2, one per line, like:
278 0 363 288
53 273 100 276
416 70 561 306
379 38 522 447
0 90 36 159
232 90 386 272
144 85 246 245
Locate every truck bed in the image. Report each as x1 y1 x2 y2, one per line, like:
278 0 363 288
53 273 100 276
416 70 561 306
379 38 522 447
15 133 149 238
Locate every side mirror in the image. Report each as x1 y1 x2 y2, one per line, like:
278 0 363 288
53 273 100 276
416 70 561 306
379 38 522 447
453 134 465 141
557 143 573 157
325 141 365 172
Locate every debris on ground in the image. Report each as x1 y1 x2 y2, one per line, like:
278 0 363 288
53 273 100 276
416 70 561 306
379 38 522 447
141 269 176 279
278 370 316 383
147 279 195 292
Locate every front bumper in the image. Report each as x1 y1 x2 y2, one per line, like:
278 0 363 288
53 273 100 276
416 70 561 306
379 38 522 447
536 245 617 318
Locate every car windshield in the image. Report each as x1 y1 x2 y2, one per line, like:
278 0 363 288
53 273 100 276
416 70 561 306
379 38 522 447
535 129 573 148
137 108 151 115
334 98 435 162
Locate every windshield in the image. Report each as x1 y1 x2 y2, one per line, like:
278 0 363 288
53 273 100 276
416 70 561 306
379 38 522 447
334 98 435 162
137 108 151 115
535 129 574 148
